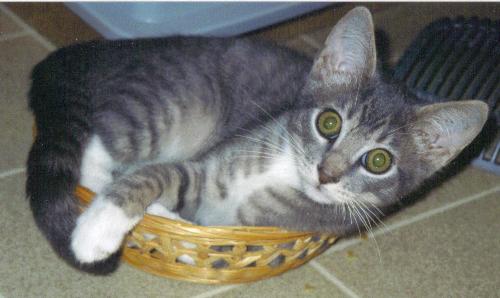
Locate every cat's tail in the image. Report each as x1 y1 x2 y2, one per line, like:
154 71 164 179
26 51 120 274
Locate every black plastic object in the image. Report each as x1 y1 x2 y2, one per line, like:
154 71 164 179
394 17 500 175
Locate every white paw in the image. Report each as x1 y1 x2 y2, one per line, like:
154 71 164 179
71 197 141 264
146 202 190 223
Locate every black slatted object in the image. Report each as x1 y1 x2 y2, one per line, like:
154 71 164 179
394 17 500 175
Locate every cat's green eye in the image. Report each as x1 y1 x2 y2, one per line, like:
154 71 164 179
363 149 392 174
316 110 342 139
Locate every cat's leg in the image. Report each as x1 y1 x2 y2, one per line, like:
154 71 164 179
71 163 198 263
146 202 189 222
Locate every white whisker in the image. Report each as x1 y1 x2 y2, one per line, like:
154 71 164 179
245 99 306 156
232 149 280 156
357 200 391 236
353 76 362 108
234 134 284 154
234 154 280 161
347 203 361 235
380 116 426 140
352 200 383 265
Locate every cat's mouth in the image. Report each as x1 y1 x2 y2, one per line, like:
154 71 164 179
315 181 378 206
317 184 354 204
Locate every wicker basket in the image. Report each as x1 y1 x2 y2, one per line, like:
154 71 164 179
75 186 337 284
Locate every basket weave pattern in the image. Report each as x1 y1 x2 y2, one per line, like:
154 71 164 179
34 124 336 283
76 186 337 284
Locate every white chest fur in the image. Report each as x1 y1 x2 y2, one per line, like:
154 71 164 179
195 146 300 225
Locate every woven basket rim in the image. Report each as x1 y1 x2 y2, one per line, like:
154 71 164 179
75 186 324 240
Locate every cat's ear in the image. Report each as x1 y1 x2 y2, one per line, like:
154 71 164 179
308 7 376 85
411 100 489 171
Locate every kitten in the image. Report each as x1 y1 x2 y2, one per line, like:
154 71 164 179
27 7 488 273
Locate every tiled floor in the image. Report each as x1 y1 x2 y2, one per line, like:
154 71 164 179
1 3 499 298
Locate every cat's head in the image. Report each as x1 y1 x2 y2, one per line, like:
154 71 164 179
290 7 489 211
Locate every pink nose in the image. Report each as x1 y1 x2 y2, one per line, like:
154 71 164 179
318 166 340 184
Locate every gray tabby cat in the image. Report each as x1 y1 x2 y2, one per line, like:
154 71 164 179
28 7 488 273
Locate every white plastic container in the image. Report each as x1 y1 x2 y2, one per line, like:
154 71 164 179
66 2 331 39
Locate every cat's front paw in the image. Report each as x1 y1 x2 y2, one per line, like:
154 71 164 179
146 202 190 223
71 197 141 264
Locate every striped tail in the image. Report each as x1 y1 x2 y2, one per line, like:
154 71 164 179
26 49 120 274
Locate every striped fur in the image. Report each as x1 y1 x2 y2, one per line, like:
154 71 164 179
28 36 310 272
28 7 489 269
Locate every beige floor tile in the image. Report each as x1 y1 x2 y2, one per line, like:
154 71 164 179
218 265 348 298
384 166 500 224
0 36 49 172
0 175 237 298
0 9 23 36
315 193 500 297
5 3 102 47
306 27 329 50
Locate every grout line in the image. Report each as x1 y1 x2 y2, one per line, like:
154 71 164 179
310 185 500 297
0 167 26 180
190 285 240 298
0 3 56 51
325 184 500 256
309 261 360 298
299 34 322 49
373 185 500 236
0 31 31 42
